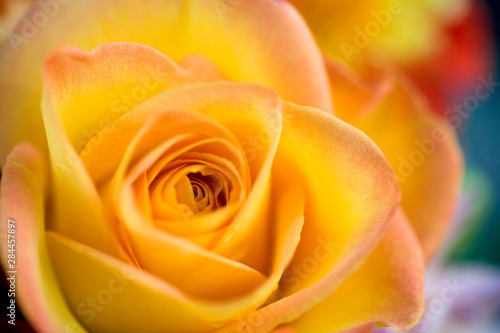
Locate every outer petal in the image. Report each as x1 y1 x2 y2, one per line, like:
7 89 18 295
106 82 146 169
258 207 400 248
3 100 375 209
272 325 373 333
44 42 222 152
0 143 86 333
0 0 331 162
270 326 297 333
325 59 392 125
218 102 401 332
289 208 425 333
328 59 464 259
339 324 374 333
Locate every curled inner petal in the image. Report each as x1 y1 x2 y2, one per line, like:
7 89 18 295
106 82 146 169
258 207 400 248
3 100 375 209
78 83 284 285
79 107 271 298
120 129 249 244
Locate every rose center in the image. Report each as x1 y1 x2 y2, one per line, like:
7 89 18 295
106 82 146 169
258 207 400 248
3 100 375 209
182 171 229 213
148 162 235 220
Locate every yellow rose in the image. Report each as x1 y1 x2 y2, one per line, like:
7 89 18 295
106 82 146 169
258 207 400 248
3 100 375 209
0 1 438 332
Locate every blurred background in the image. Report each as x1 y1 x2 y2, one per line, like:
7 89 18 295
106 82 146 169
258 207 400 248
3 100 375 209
452 0 500 266
402 0 500 331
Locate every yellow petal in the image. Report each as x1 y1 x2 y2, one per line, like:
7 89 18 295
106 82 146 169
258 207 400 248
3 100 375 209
46 231 230 333
0 0 331 162
328 59 464 259
275 101 400 295
337 324 374 333
41 82 121 258
270 326 297 333
0 143 86 333
43 42 222 152
325 59 392 125
45 177 305 331
290 208 425 332
218 102 401 332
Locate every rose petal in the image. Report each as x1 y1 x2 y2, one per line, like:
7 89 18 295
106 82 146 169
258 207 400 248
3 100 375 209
327 59 464 259
275 101 400 295
45 179 305 331
46 231 233 332
0 0 331 162
338 324 374 333
325 59 392 125
270 326 297 333
289 208 424 332
0 143 86 333
218 101 401 332
41 81 121 258
43 42 223 153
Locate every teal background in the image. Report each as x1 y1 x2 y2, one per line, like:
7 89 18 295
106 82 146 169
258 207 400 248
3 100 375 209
449 0 500 265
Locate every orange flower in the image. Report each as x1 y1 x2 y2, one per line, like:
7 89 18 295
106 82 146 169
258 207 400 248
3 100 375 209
287 0 495 116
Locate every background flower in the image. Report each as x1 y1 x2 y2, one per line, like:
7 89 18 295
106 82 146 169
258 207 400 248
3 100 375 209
286 0 496 117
